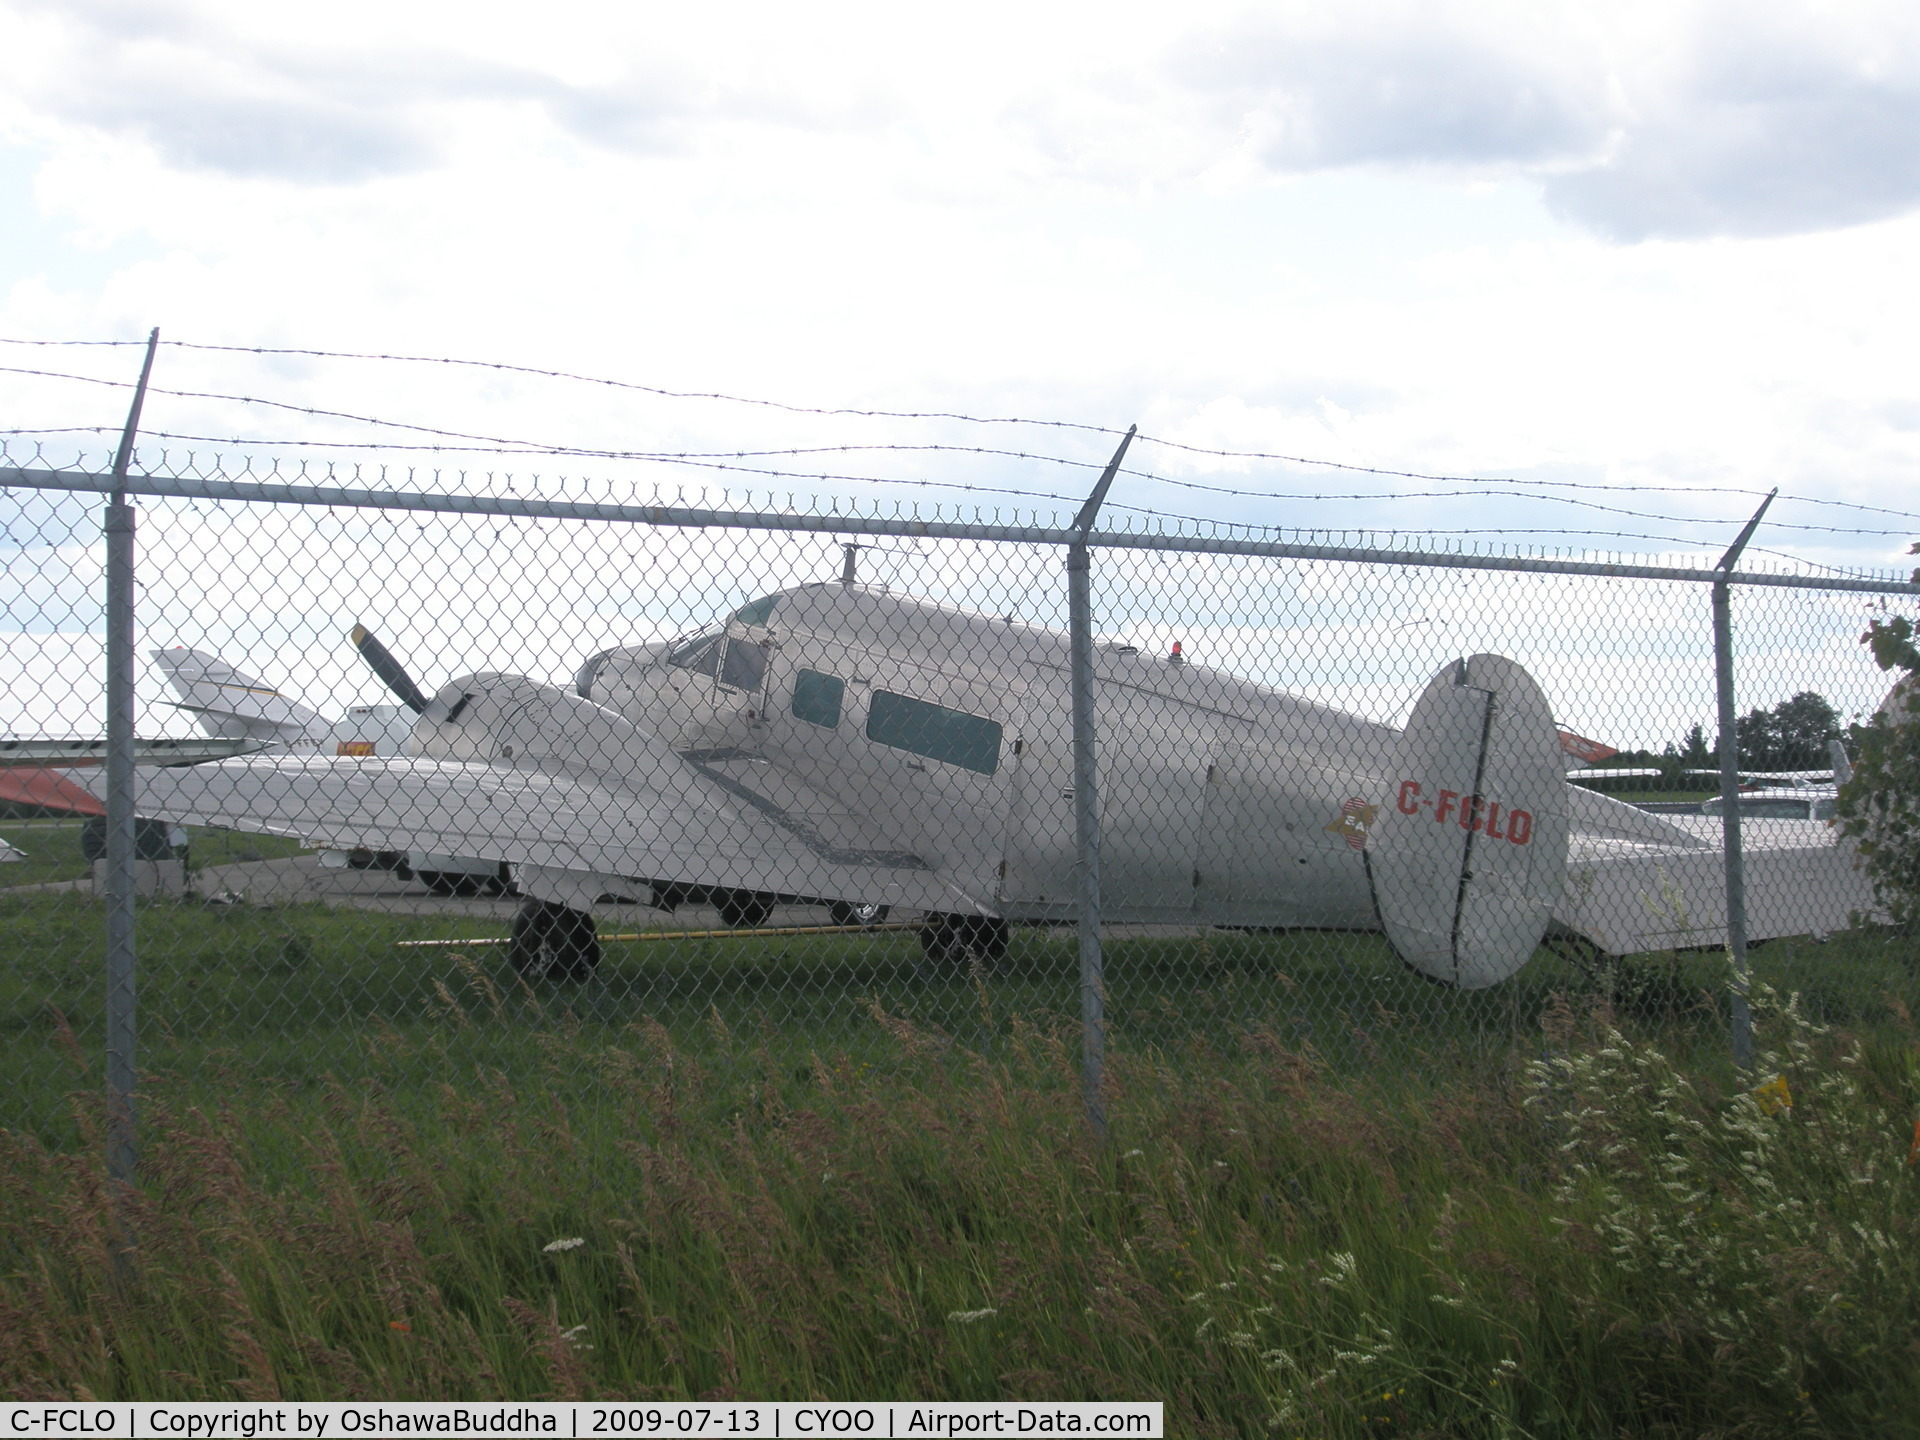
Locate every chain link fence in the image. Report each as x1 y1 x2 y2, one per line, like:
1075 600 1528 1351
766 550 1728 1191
3 449 1917 1164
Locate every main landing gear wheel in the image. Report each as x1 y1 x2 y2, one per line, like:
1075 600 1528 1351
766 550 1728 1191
716 893 775 929
828 901 891 928
917 913 1009 979
509 899 601 980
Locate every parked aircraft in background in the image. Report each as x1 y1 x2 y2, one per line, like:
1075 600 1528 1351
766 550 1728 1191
105 569 1880 983
150 647 331 748
0 734 261 815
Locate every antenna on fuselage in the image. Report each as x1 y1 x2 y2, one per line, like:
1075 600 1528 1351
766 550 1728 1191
841 543 860 585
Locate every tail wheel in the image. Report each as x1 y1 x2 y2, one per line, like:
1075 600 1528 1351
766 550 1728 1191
828 901 890 928
509 899 601 980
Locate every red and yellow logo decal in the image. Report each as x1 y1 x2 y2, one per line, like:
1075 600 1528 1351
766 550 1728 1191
1324 798 1379 850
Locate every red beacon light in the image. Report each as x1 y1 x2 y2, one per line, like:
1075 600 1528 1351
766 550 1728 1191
1169 641 1184 665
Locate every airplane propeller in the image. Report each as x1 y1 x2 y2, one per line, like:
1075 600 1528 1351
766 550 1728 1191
350 624 429 714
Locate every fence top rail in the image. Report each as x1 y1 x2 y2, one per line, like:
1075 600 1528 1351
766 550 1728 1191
4 463 1916 596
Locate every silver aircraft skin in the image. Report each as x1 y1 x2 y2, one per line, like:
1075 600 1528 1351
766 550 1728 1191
124 579 1878 981
149 645 507 893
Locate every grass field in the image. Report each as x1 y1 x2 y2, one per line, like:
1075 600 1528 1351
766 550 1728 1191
0 819 309 888
3 891 1918 1431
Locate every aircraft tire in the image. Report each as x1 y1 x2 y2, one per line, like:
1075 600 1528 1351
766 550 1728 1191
509 899 601 980
828 901 890 928
717 893 774 928
917 913 1006 979
550 905 602 979
917 915 966 979
959 915 1009 963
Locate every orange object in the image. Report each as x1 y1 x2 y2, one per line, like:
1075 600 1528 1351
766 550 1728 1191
337 741 376 757
0 768 105 816
1907 1118 1920 1166
1557 729 1619 765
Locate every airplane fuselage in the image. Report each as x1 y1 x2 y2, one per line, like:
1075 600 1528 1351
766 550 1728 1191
578 581 1402 930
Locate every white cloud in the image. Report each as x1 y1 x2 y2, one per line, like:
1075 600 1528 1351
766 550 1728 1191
1165 1 1920 242
0 0 1916 591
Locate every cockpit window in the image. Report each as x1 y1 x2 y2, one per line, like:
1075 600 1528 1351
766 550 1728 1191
666 628 723 677
719 637 770 693
732 594 780 626
573 648 616 698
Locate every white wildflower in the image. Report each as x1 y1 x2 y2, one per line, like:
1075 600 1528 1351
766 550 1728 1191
946 1307 998 1324
542 1237 586 1253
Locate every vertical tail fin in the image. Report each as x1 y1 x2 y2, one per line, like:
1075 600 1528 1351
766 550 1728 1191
149 646 327 746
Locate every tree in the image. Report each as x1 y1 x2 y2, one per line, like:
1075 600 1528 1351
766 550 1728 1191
1673 723 1713 769
1837 611 1920 924
1736 690 1838 770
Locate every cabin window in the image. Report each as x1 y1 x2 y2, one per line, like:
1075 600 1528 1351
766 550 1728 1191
792 669 844 728
666 629 723 677
731 594 780 626
867 690 1002 775
719 638 770 693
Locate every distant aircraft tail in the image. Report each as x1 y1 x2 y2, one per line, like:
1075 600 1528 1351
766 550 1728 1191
150 646 327 746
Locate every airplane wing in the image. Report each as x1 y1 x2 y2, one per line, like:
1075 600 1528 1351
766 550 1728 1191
115 673 966 913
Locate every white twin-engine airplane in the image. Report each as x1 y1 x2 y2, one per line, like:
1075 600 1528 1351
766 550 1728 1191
123 578 1875 982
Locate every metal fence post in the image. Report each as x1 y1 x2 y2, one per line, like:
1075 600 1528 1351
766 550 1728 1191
1713 490 1774 1070
1067 427 1134 1142
105 329 159 1196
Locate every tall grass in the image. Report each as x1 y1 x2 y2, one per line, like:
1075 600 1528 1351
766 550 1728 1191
3 966 1917 1435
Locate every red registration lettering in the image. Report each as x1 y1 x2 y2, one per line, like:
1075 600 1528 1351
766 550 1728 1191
1435 789 1460 824
1460 796 1485 832
1483 801 1503 838
1507 809 1533 845
1397 780 1422 814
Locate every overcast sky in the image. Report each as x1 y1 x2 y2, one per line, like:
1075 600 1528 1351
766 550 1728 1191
4 0 1919 578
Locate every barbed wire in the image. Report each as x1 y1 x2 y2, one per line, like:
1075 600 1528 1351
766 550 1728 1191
2 337 1128 437
7 338 1915 524
5 343 1917 542
3 410 1908 542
